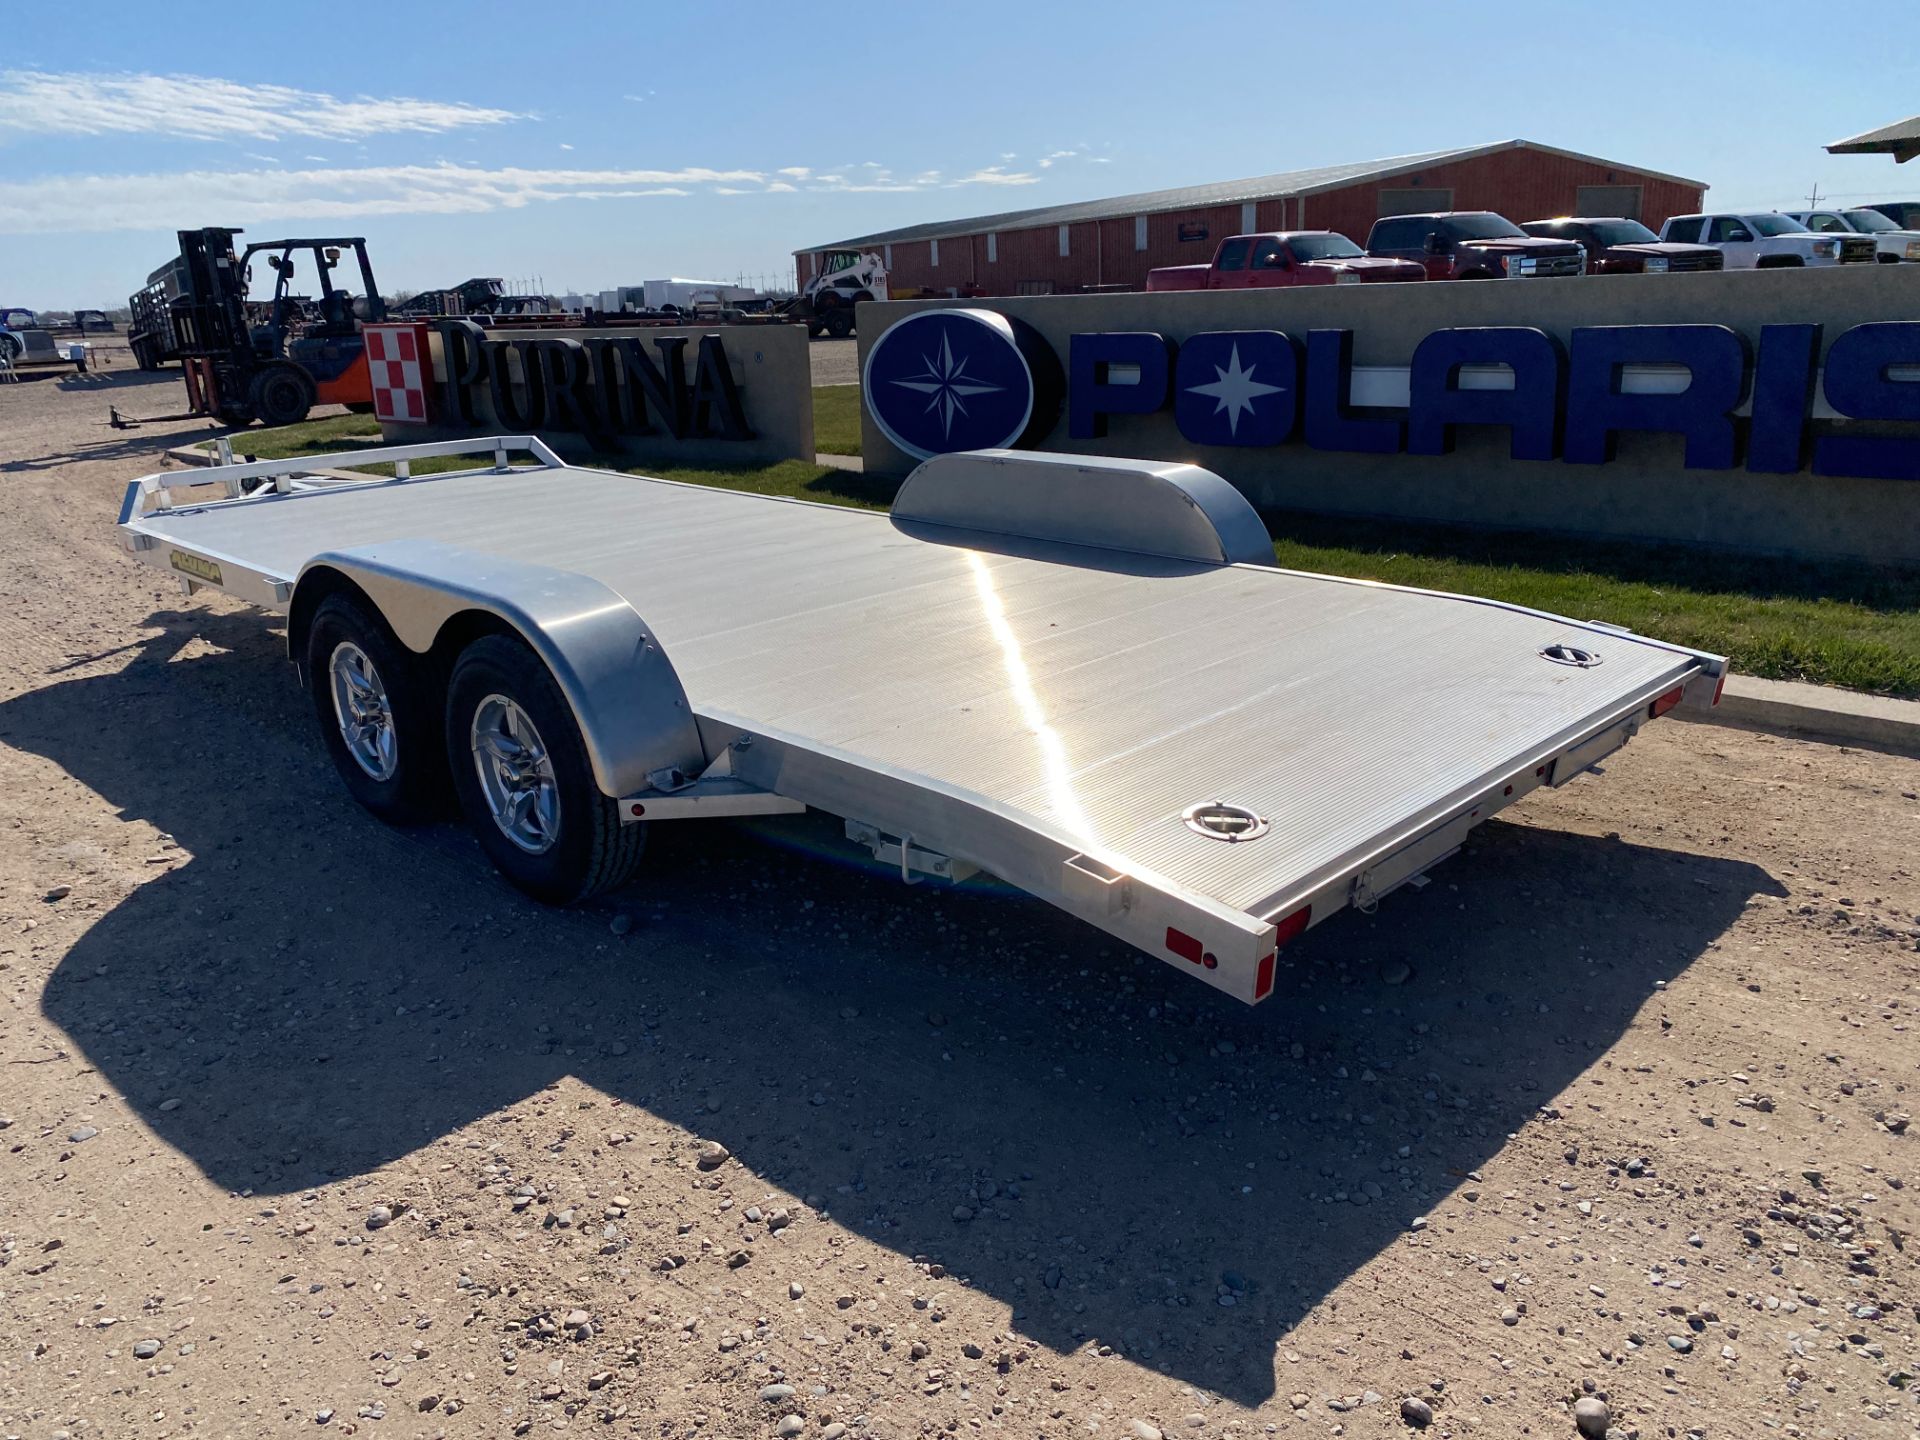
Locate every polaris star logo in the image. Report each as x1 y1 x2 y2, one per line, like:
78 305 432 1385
891 332 1005 442
863 309 1051 461
1184 342 1283 437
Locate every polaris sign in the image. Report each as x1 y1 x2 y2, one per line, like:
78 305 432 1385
864 308 1920 481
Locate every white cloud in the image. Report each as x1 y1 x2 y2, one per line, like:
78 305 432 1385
0 155 1048 234
0 162 756 234
949 166 1040 187
0 69 520 142
558 143 574 151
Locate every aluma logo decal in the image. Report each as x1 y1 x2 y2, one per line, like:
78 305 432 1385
169 550 223 586
861 309 1058 461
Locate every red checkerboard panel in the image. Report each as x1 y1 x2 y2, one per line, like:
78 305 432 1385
365 324 431 424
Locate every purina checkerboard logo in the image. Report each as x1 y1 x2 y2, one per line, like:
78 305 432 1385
862 309 1060 461
365 324 431 425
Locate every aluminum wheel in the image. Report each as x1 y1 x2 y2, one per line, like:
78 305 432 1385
470 694 561 854
328 641 399 782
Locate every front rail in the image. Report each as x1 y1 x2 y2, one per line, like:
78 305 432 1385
118 434 567 524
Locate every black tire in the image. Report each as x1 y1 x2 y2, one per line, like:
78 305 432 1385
249 363 315 427
131 336 160 371
444 634 645 906
306 594 439 823
823 308 855 339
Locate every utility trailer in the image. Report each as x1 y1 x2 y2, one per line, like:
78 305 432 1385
117 439 1726 1004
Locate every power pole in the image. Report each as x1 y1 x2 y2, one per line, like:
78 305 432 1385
1807 181 1824 210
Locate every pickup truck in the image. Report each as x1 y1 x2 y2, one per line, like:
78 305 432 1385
1366 212 1586 280
1145 232 1425 291
1784 209 1920 263
1518 217 1723 274
1657 212 1876 268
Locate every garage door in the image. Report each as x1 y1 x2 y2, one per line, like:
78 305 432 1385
1377 187 1453 217
1575 185 1644 219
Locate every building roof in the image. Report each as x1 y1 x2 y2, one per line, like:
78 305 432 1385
1827 115 1920 164
796 139 1708 253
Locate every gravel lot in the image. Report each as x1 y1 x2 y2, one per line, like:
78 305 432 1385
808 336 859 387
1 356 1917 1439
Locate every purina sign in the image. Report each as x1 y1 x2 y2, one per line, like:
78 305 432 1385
372 318 816 469
858 273 1920 564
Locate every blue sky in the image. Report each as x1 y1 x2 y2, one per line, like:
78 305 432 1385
0 1 1911 307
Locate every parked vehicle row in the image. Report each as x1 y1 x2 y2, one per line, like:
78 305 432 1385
1144 201 1919 292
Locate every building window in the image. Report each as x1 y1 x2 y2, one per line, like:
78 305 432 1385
1134 215 1147 251
930 238 940 268
988 232 998 263
1377 186 1454 218
1058 224 1070 258
883 244 893 268
1242 201 1257 234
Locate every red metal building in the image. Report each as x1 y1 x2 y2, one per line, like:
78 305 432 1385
794 140 1706 297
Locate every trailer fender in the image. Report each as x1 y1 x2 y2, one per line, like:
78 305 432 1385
291 541 706 800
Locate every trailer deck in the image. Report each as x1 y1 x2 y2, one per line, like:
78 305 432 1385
119 439 1725 1002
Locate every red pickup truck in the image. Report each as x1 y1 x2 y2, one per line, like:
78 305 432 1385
1146 231 1426 291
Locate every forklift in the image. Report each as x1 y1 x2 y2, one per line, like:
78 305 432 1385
168 227 387 427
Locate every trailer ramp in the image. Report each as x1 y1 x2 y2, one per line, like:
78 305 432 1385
120 441 1724 1003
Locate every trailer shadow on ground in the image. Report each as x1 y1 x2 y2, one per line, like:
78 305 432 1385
8 609 1784 1406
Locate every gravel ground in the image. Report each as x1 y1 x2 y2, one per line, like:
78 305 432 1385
1 359 1917 1440
808 337 859 388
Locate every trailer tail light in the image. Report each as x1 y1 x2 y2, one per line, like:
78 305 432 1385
1255 951 1277 1001
1165 927 1204 965
1649 686 1685 719
1712 671 1726 706
1272 903 1312 948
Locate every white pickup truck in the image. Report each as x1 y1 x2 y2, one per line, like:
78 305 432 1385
1659 211 1877 268
1785 208 1920 263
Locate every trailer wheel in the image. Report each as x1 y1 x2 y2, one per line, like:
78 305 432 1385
131 336 160 371
445 634 644 906
823 309 855 339
250 363 315 427
307 594 438 822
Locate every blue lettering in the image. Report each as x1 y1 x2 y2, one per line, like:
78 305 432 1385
1406 327 1564 462
1303 329 1403 455
1747 324 1821 474
1814 321 1920 482
1564 325 1748 470
1069 332 1171 440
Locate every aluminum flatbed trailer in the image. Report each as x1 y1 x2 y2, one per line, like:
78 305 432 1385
117 437 1727 1004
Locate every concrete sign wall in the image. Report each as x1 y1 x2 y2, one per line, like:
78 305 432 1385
375 319 813 469
857 268 1920 564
